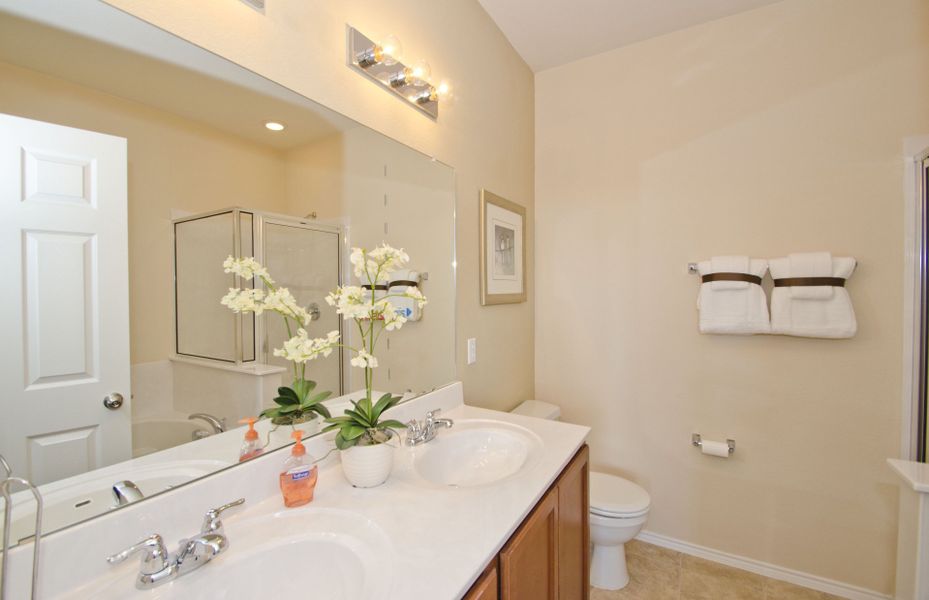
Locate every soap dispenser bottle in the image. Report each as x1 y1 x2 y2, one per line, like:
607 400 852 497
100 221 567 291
280 430 318 507
238 417 263 462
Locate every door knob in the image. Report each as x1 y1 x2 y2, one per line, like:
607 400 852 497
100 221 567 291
103 392 125 410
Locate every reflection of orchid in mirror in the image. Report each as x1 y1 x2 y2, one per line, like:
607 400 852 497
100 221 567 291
221 256 331 425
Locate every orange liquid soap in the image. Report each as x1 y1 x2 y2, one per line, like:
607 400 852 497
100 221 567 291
279 430 318 507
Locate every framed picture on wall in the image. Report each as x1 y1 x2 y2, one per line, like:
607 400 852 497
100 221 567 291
480 189 527 305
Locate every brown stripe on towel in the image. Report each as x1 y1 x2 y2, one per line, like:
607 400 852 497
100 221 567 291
701 272 763 285
773 277 845 287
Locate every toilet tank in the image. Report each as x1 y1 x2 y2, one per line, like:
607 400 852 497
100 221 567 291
511 400 561 420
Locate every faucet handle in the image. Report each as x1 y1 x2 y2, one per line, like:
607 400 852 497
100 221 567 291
107 534 169 575
425 409 441 423
201 497 245 535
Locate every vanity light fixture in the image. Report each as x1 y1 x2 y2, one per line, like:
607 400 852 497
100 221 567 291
264 121 285 131
347 26 447 119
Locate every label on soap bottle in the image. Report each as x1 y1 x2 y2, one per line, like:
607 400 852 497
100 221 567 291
287 466 313 481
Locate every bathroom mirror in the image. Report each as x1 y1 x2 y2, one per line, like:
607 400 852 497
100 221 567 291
0 3 456 546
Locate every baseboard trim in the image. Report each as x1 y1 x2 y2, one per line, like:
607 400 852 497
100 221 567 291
635 530 891 600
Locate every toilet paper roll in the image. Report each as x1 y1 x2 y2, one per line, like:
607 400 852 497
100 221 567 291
701 440 730 458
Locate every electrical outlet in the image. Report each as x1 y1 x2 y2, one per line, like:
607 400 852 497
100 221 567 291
467 338 477 365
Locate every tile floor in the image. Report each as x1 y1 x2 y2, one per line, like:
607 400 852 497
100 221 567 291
590 540 843 600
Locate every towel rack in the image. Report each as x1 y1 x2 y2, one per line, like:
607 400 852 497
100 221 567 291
1 461 43 600
688 260 859 275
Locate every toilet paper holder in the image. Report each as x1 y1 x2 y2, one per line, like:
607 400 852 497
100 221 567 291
692 433 735 454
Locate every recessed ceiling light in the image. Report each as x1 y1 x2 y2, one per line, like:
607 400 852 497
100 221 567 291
265 121 285 131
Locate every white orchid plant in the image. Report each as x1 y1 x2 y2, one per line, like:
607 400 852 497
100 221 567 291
221 244 427 447
221 257 333 425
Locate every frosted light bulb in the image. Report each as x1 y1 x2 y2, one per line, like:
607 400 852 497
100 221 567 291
379 34 402 66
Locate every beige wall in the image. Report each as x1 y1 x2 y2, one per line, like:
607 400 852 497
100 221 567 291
0 60 289 365
103 0 536 410
535 0 929 594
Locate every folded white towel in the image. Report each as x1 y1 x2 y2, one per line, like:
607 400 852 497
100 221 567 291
789 252 834 299
769 256 857 338
709 255 751 290
696 258 771 335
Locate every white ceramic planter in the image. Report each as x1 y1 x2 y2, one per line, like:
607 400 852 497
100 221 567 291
340 442 394 487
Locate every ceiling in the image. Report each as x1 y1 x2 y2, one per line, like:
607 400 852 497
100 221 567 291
477 0 783 72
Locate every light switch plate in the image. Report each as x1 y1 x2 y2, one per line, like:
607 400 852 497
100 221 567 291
467 338 477 365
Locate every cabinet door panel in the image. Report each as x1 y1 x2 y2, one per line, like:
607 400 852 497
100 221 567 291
464 561 499 600
500 490 558 600
558 445 590 600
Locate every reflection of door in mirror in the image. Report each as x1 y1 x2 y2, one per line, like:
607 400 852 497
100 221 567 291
0 113 130 485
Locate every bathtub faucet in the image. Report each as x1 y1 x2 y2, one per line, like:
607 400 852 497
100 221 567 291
113 480 144 505
188 413 226 434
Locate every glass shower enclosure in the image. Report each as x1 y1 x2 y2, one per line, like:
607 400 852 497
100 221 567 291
173 208 343 394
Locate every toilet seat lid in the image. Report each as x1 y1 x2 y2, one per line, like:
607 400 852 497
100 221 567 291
589 472 650 517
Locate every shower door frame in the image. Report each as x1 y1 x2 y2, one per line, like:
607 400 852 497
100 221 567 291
253 212 344 396
903 142 929 462
916 154 928 462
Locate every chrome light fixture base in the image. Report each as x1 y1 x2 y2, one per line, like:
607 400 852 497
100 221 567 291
346 26 438 120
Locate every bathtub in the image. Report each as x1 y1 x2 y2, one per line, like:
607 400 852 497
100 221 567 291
132 418 211 457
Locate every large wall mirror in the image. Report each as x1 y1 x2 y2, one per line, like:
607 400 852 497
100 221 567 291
0 3 456 547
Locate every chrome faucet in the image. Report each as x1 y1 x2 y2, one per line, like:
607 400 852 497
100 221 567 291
405 409 453 446
112 480 144 506
107 498 244 588
188 413 226 434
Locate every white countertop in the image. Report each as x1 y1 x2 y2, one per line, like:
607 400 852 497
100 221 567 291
888 458 929 493
4 383 590 600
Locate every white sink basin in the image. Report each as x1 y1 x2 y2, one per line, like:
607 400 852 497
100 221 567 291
65 507 394 599
412 419 543 487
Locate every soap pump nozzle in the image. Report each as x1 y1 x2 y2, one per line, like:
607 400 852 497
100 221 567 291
239 417 259 441
290 430 306 456
237 417 263 462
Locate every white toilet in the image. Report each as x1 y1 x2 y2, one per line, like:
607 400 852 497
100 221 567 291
511 400 651 591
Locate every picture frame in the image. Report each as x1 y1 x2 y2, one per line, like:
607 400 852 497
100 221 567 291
480 189 527 305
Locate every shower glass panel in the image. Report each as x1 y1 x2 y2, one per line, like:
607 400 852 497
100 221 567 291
174 210 255 362
263 220 342 394
173 209 341 394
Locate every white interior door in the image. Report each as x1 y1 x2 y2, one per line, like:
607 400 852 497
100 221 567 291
0 113 130 485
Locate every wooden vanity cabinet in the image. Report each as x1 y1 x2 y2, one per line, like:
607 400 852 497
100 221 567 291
463 444 589 600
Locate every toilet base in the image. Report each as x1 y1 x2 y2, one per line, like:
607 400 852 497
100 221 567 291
591 542 629 590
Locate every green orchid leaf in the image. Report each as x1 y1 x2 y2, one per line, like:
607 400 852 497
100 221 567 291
300 391 332 408
324 415 353 425
335 432 357 450
291 379 316 402
371 394 393 420
312 403 331 419
274 387 300 405
344 409 374 428
321 422 342 433
342 425 366 440
279 404 299 414
357 396 373 418
278 386 300 401
377 419 406 431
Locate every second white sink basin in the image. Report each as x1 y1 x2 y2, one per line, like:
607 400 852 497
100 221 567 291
412 419 543 487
